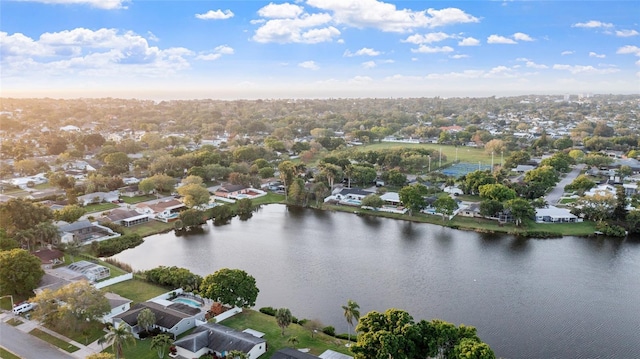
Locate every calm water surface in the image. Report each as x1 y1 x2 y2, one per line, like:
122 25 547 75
114 204 640 359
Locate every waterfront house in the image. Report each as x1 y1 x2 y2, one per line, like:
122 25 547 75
136 199 186 222
173 322 267 359
113 301 204 338
57 220 121 244
77 191 120 206
535 205 582 223
100 208 149 227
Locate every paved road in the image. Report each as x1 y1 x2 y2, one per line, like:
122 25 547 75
546 164 585 205
0 321 74 359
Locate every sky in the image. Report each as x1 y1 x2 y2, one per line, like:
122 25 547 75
1 0 639 100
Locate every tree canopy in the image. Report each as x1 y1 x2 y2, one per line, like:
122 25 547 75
199 268 259 308
0 248 44 296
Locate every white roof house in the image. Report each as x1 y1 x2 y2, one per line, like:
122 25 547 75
535 205 582 223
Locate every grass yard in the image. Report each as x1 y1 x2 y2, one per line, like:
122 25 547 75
222 310 353 357
103 336 156 359
0 347 21 359
122 220 173 237
559 198 577 204
44 321 105 345
29 328 80 353
102 278 170 304
6 318 23 326
84 202 120 214
121 195 157 204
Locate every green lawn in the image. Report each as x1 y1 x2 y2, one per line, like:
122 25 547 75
222 310 353 357
0 347 21 359
103 336 156 359
559 198 577 204
6 318 23 327
121 195 157 204
44 321 105 346
102 278 170 304
84 203 120 214
122 221 174 237
29 328 80 353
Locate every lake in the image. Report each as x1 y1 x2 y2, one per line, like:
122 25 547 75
113 204 640 359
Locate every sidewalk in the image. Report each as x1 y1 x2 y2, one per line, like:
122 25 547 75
0 311 101 359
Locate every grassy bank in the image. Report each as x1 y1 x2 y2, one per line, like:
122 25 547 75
122 220 174 237
221 309 353 357
29 328 80 353
102 278 170 304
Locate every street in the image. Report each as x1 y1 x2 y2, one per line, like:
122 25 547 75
545 163 585 205
0 321 74 359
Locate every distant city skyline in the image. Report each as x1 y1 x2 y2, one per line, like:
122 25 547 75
1 0 639 100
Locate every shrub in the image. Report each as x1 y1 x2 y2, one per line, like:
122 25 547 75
596 222 627 237
259 307 276 316
95 233 143 257
100 221 125 234
103 258 133 272
322 326 335 336
336 333 355 341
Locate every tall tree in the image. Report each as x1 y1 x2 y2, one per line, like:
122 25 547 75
0 249 44 296
200 268 259 308
177 183 210 208
136 308 156 333
433 195 458 221
54 205 86 223
342 299 361 345
504 198 535 227
150 334 173 359
276 308 293 336
613 185 628 221
101 322 136 359
278 161 296 201
399 184 429 216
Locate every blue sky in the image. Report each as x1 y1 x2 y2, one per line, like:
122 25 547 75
1 0 639 99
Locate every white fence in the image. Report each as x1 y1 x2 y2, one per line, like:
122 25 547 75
94 273 133 289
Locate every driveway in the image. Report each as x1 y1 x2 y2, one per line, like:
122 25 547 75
546 164 585 205
0 321 74 359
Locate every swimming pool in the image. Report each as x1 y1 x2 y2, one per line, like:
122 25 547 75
172 297 202 308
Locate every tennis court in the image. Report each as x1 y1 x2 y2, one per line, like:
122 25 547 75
441 162 492 178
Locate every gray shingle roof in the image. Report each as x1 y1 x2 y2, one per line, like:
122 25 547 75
272 348 320 359
174 323 266 354
114 301 199 330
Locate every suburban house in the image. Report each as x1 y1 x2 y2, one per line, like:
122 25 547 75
77 191 120 206
100 208 149 227
214 184 267 200
57 220 121 244
380 192 401 205
512 165 536 174
173 323 267 359
272 348 320 359
113 301 203 338
325 187 374 204
136 199 186 222
318 350 354 359
4 173 48 189
119 184 144 198
31 248 64 269
458 202 482 218
102 292 132 323
67 260 111 282
535 205 582 223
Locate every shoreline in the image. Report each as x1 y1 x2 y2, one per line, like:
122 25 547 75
129 200 598 240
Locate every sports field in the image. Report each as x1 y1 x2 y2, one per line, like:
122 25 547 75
358 142 496 166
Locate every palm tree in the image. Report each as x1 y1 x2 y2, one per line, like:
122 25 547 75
150 334 173 359
101 322 136 359
287 336 299 349
342 299 360 346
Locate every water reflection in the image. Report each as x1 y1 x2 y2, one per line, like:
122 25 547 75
113 204 640 359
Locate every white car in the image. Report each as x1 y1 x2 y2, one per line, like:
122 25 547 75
12 302 34 315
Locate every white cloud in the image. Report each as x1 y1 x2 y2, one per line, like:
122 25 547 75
147 32 159 42
552 64 619 74
14 0 128 9
526 61 547 69
257 3 304 18
572 20 614 28
513 32 534 41
348 76 374 84
487 35 517 44
306 0 478 32
411 45 454 53
485 66 518 78
589 52 606 58
362 60 376 69
252 13 340 43
561 50 574 56
196 45 234 61
344 48 381 57
617 45 640 56
298 60 319 70
458 37 480 46
195 9 234 20
403 32 451 44
425 70 484 80
616 29 639 37
0 28 193 77
450 54 468 59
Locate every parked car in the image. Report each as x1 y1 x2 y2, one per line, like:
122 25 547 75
13 302 34 315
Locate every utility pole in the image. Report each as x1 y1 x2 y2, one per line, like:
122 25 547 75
491 151 494 169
